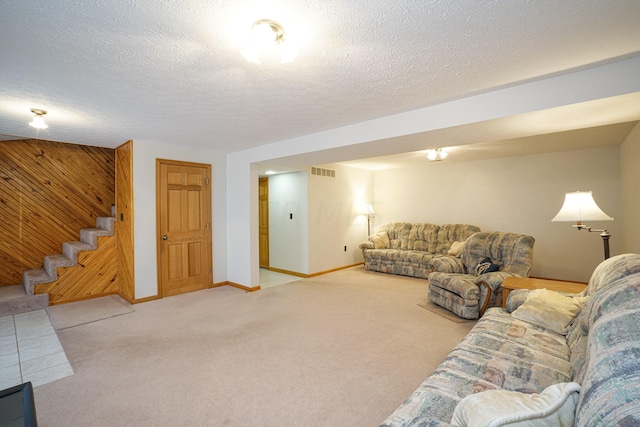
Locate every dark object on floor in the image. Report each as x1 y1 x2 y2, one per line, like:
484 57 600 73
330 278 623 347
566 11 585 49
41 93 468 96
0 382 38 427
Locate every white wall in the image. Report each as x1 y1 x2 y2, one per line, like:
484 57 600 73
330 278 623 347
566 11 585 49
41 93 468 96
307 164 373 273
225 56 640 288
372 147 620 282
620 122 640 254
266 165 372 275
268 171 309 273
132 140 226 299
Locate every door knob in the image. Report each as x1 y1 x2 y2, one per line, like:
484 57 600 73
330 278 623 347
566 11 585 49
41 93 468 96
162 235 168 240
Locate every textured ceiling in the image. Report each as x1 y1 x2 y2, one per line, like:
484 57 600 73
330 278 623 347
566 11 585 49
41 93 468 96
338 121 638 171
1 0 640 155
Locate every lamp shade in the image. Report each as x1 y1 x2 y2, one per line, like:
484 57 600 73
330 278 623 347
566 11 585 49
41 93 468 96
363 204 375 215
551 191 613 223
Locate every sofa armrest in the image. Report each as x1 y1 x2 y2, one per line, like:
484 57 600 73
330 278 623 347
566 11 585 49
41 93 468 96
505 289 532 313
381 417 453 427
359 241 374 250
430 256 465 274
366 232 390 249
475 272 516 316
474 271 514 291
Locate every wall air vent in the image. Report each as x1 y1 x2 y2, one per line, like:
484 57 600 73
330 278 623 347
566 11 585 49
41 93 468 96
310 167 336 178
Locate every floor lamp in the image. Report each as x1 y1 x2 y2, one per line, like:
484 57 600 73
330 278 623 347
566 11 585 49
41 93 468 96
363 204 375 236
551 191 613 259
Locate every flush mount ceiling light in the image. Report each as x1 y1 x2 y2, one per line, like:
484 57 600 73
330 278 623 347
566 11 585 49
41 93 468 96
29 108 48 129
426 148 448 161
241 19 298 64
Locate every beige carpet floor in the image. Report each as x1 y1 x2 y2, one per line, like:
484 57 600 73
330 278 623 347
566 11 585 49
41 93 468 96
34 267 475 427
47 295 133 330
416 299 475 324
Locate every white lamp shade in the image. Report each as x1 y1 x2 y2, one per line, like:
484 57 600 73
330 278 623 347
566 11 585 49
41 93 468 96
363 204 375 215
551 191 613 223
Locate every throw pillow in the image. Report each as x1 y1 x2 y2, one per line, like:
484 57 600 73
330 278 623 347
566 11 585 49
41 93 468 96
476 257 500 275
511 289 587 335
369 232 390 249
447 241 465 257
451 382 581 427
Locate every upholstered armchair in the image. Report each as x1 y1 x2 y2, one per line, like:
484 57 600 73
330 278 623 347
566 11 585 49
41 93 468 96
427 231 535 319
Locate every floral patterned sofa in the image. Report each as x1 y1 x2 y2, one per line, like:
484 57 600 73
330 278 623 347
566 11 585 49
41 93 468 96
380 253 640 427
359 222 481 280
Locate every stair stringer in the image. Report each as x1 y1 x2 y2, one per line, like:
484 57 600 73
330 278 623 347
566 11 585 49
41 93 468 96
34 234 118 305
23 212 118 304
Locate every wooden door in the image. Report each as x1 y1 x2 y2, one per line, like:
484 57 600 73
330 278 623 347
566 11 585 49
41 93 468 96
259 177 269 268
115 140 135 302
157 160 212 297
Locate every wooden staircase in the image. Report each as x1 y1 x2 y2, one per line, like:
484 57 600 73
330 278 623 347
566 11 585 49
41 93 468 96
22 207 117 305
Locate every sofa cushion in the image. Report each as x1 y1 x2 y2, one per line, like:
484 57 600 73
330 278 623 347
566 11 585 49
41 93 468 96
380 308 572 426
567 322 589 384
362 249 403 262
451 382 580 427
433 224 481 255
429 285 480 320
429 256 466 274
429 273 479 299
448 241 465 257
511 289 587 335
406 223 439 252
384 222 412 249
399 250 436 265
575 308 640 426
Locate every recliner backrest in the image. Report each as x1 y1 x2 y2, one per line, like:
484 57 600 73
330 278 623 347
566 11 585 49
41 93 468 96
407 223 440 252
433 224 481 254
461 231 535 277
383 222 412 250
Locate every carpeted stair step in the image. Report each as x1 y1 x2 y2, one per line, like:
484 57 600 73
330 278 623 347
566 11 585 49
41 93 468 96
22 211 116 298
0 285 49 316
96 216 115 234
44 254 76 278
23 268 56 296
62 241 93 263
80 227 113 250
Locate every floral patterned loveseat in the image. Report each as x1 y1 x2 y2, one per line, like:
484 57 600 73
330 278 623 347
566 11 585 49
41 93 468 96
359 222 481 280
380 253 640 427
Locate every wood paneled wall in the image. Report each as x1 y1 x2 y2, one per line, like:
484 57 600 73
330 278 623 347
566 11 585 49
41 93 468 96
115 141 135 301
0 139 115 286
35 235 118 304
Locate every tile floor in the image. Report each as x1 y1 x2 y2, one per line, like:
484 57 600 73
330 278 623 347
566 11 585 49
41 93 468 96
0 310 73 390
259 268 301 289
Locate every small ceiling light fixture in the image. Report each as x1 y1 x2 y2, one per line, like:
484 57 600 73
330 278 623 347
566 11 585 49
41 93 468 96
29 108 48 129
426 148 448 161
241 19 297 64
